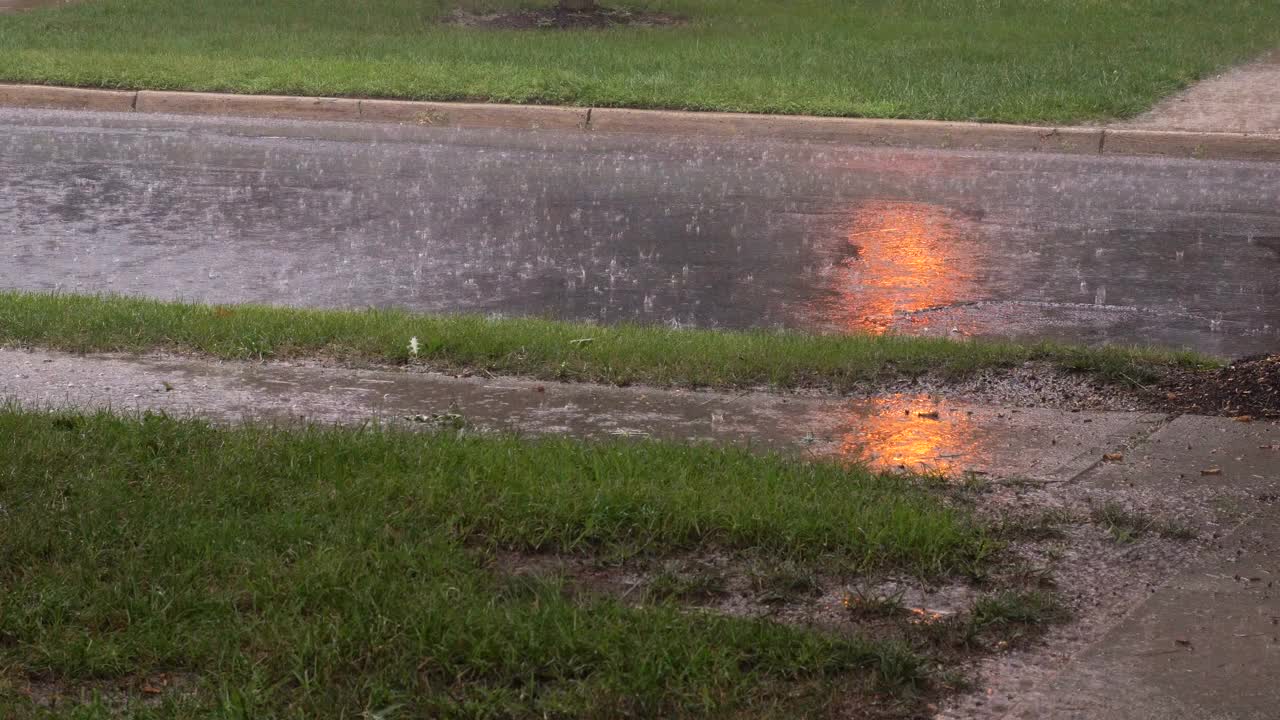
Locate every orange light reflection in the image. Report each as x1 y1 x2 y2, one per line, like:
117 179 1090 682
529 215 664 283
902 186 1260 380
812 200 974 334
837 395 983 475
907 607 949 625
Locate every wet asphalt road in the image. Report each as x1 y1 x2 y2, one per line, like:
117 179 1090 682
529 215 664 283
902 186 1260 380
3 108 1279 357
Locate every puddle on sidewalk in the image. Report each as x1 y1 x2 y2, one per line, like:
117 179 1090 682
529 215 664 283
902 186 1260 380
834 395 983 473
0 349 1164 481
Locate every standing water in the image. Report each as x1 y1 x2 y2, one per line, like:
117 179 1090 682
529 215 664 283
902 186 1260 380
2 108 1279 357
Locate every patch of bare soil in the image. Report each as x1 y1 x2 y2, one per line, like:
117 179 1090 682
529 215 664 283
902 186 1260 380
0 0 83 13
444 6 684 30
13 672 201 714
1157 354 1280 419
832 362 1152 413
859 358 1280 420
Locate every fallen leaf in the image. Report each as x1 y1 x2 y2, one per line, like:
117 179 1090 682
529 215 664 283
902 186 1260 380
142 685 162 695
1103 453 1124 462
1235 415 1253 423
1201 467 1223 476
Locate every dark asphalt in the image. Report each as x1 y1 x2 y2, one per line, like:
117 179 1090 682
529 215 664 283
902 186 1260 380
3 108 1279 357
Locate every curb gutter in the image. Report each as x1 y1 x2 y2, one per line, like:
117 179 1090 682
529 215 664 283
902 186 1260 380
3 83 1278 162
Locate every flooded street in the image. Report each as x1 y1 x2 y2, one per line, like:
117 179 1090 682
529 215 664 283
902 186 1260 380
3 107 1279 357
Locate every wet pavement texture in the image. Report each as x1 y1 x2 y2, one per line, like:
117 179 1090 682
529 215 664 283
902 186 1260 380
3 108 1279 358
1012 504 1280 720
0 348 1160 481
949 413 1280 720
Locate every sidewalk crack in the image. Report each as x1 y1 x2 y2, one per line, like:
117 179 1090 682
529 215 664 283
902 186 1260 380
1061 412 1177 486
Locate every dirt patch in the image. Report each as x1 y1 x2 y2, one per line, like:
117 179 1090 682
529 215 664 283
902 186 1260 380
1157 354 1280 419
831 362 1151 413
444 6 684 30
14 672 201 714
0 0 82 11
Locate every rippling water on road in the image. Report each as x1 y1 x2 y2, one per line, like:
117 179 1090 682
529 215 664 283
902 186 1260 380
3 108 1278 357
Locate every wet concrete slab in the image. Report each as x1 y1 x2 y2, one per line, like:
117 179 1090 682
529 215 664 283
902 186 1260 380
1009 503 1280 720
982 415 1280 720
1119 49 1280 135
1090 414 1280 485
2 108 1279 358
1077 415 1280 527
941 414 1280 720
0 348 1162 480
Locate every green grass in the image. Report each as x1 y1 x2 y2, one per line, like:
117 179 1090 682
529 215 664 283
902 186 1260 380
0 292 1217 391
969 590 1068 631
0 408 982 717
2 0 1279 123
918 590 1069 652
1091 501 1199 543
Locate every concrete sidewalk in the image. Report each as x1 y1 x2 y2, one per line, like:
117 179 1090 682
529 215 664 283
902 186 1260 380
0 348 1158 480
982 415 1280 720
1012 504 1280 720
1119 49 1280 135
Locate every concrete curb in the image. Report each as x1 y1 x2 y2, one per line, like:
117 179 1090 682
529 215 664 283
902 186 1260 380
1102 127 1280 162
136 90 359 121
0 83 136 112
589 107 1106 154
360 98 588 130
3 83 1279 162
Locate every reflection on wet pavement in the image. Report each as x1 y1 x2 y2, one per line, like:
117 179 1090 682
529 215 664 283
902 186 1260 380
907 607 950 625
3 108 1279 357
811 201 976 334
0 349 1165 482
836 395 981 473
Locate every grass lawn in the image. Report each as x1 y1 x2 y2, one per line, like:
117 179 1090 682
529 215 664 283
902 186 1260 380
0 408 997 718
1 0 1279 123
0 292 1217 390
